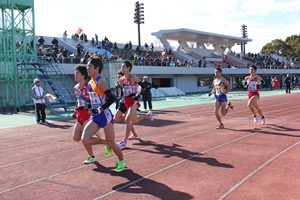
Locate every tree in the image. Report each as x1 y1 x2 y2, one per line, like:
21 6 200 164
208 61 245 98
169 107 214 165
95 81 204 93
260 34 300 56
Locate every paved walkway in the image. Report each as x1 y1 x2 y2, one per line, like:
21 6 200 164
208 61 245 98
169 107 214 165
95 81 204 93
1 89 298 129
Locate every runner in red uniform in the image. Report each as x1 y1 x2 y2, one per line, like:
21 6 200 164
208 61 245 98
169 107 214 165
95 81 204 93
244 65 266 124
72 64 101 164
116 60 154 149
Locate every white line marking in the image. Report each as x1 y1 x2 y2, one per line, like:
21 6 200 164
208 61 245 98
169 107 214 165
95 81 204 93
1 104 300 197
94 133 258 199
217 140 300 200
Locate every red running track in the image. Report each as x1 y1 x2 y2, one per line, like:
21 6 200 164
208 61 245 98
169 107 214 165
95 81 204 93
0 93 300 200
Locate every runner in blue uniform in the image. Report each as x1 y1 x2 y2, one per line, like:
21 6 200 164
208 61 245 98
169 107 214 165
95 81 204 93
82 56 127 172
209 67 234 129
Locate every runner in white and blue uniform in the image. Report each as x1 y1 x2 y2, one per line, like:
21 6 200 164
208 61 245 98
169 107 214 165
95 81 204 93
209 67 234 129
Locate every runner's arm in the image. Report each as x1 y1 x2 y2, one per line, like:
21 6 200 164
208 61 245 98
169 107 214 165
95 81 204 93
97 78 115 110
223 79 232 94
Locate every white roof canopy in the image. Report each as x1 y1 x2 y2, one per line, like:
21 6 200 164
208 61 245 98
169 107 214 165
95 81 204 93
151 28 252 46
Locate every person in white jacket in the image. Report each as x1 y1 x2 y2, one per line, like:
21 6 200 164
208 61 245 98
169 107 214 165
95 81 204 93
31 78 47 124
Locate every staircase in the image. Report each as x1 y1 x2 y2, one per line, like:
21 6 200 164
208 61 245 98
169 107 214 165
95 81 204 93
18 61 75 113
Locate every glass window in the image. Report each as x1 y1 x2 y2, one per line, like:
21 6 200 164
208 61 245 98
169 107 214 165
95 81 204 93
197 76 214 87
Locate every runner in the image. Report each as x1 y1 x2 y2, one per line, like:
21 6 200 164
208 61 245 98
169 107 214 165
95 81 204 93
116 60 154 149
114 70 138 140
82 56 127 172
72 64 101 164
208 67 234 129
244 65 266 124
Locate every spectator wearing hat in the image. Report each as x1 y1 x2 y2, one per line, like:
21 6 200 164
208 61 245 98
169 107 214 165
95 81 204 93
142 76 153 110
31 78 47 124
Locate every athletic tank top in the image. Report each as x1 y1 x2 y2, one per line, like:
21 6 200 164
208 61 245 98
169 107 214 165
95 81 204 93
213 77 227 95
119 74 139 97
88 75 107 108
247 76 259 92
75 82 90 107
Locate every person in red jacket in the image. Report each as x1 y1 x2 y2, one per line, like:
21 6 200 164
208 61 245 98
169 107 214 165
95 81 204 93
271 77 280 90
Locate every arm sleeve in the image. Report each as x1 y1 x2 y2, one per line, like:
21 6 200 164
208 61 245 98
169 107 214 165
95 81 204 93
101 89 116 110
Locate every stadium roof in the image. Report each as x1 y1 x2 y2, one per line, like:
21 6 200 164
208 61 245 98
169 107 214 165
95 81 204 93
151 28 252 46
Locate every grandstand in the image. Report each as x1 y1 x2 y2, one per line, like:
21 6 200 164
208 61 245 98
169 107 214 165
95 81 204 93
1 0 300 112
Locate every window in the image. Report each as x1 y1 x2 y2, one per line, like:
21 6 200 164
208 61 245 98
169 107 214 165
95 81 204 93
197 76 214 87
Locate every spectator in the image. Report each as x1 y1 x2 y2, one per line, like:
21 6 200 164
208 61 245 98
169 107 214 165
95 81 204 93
284 74 291 93
142 76 153 110
150 43 154 51
63 31 68 41
198 59 202 67
31 78 47 124
141 55 146 66
37 36 45 46
62 48 68 57
80 34 84 44
129 41 132 49
136 45 141 54
57 52 63 63
38 45 45 56
51 37 58 46
292 75 298 90
52 44 59 54
95 34 98 45
144 43 149 51
113 42 118 49
51 50 57 63
76 43 82 57
271 77 280 90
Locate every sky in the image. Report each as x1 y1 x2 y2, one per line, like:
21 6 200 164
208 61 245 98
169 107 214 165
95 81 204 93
34 0 300 53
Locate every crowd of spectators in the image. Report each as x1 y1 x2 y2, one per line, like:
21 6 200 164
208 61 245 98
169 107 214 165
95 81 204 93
35 34 300 71
245 52 300 69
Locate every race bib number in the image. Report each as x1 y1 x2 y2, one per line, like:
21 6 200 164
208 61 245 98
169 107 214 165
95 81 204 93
248 81 257 92
78 99 86 107
216 87 223 95
90 92 101 105
123 86 133 96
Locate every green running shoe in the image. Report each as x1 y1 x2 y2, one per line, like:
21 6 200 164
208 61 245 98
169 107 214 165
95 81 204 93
115 160 127 172
104 145 112 157
93 132 101 139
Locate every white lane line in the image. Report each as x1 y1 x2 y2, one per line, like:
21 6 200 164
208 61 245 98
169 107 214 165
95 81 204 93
94 132 258 199
0 147 83 169
94 117 300 199
217 140 300 200
0 120 245 195
1 107 300 196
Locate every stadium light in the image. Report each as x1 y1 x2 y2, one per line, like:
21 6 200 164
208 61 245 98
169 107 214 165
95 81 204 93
241 24 248 55
134 1 145 48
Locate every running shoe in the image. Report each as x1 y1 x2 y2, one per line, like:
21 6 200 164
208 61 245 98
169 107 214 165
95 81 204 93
228 102 234 110
261 116 266 124
253 116 258 123
128 133 138 140
115 160 127 172
83 155 96 164
147 111 154 121
93 132 101 139
216 124 224 129
104 145 112 157
117 140 126 149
